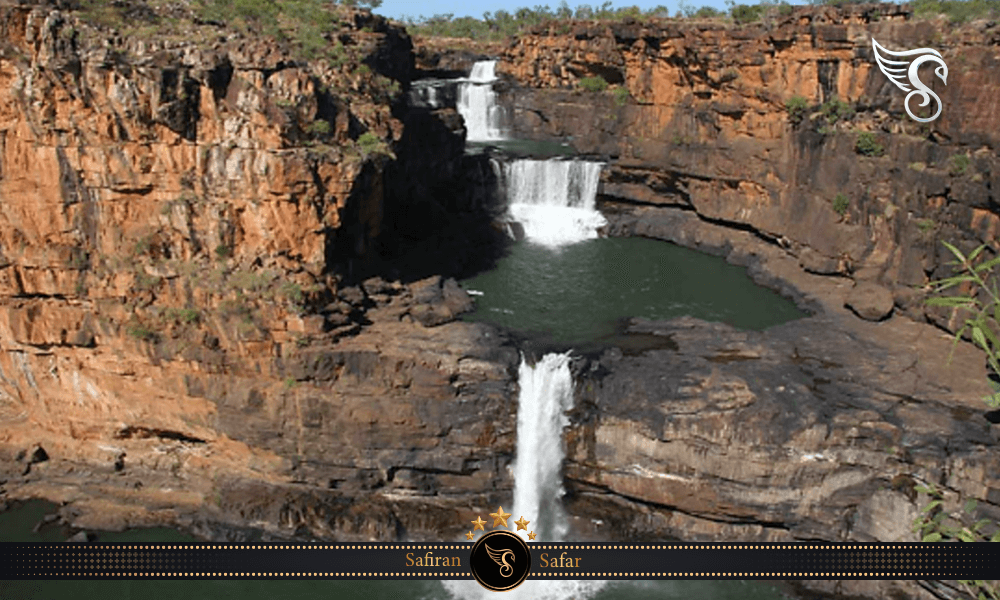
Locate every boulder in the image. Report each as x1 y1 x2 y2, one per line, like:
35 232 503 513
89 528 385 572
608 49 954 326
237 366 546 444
845 282 895 321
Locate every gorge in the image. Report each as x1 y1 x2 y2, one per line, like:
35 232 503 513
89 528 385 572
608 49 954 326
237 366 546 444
0 2 998 600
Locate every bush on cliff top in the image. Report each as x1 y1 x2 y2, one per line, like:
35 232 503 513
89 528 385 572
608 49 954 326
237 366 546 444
579 75 609 92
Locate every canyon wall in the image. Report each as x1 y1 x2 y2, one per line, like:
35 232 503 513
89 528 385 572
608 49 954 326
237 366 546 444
486 6 1000 596
498 3 1000 327
0 1 517 540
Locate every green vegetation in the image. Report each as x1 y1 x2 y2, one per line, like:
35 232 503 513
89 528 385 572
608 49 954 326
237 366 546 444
579 75 609 92
820 97 854 125
916 218 935 233
911 0 1000 23
919 242 1000 598
854 131 885 157
163 307 201 325
305 119 332 137
925 241 1000 406
215 244 233 260
126 321 159 342
949 153 972 176
356 131 394 159
612 86 629 107
831 193 849 216
785 95 809 125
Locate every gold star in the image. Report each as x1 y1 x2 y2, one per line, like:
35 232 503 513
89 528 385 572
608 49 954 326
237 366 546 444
465 531 475 540
514 516 530 531
489 506 511 528
471 516 486 531
527 531 537 541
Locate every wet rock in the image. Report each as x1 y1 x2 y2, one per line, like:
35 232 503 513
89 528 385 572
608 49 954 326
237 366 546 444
845 282 895 321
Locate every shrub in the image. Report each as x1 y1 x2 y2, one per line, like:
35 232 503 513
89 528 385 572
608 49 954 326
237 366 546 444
832 193 849 216
730 3 765 24
305 119 332 137
855 131 885 157
821 97 854 124
215 244 233 259
949 153 971 176
356 131 393 158
579 76 609 93
785 95 809 125
911 0 1000 23
612 86 629 107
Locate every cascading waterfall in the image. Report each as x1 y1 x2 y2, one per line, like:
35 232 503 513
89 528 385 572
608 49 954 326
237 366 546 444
442 352 607 600
510 352 575 542
501 159 608 247
457 60 504 142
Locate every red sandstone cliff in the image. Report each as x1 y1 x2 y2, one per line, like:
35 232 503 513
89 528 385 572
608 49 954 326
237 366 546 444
0 0 517 540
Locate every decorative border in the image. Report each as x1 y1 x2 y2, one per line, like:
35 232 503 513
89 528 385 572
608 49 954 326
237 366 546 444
2 542 996 579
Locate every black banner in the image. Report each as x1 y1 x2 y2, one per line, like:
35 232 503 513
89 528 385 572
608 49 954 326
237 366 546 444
1 542 997 580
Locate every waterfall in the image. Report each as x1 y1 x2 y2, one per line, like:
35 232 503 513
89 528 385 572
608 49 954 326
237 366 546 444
457 60 504 141
442 351 607 600
511 352 575 541
500 159 608 247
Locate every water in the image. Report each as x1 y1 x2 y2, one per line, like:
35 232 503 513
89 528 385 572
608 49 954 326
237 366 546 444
500 159 608 247
510 353 574 543
457 60 504 142
0 579 788 600
462 237 804 344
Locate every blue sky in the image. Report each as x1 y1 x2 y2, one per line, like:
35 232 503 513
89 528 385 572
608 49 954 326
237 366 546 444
377 0 752 21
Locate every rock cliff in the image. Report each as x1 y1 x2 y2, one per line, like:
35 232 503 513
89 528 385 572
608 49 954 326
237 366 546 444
481 6 1000 597
498 3 1000 326
0 0 516 540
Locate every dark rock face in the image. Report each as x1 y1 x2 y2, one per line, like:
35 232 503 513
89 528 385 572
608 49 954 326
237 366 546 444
566 311 1000 543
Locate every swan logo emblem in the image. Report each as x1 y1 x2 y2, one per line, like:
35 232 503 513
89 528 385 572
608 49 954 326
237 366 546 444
872 38 948 122
469 530 531 591
486 544 515 577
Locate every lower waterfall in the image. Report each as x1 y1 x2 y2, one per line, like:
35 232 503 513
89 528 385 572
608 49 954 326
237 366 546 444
442 352 607 600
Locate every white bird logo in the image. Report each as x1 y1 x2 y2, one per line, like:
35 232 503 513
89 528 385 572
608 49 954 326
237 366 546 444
872 38 948 122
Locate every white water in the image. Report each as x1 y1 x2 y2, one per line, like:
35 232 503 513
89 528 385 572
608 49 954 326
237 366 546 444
458 60 504 141
443 352 606 600
501 159 608 247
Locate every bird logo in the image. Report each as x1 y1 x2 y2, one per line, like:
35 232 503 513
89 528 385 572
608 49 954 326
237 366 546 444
872 38 948 123
485 544 515 577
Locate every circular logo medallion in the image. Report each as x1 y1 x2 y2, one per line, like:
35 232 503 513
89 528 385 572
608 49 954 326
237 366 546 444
470 530 532 591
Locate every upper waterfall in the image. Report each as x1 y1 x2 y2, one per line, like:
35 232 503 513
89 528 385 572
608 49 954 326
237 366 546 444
457 60 505 142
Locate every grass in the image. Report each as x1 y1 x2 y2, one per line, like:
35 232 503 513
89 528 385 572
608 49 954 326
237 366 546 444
126 322 159 342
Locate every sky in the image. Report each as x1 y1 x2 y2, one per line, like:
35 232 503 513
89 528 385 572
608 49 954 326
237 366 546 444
375 0 764 22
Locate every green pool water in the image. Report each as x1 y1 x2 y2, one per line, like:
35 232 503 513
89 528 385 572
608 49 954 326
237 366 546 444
460 236 805 345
